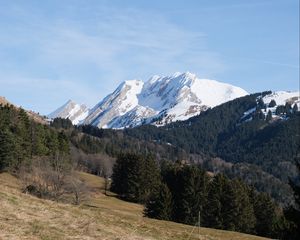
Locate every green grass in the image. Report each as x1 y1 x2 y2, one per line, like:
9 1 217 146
0 172 270 240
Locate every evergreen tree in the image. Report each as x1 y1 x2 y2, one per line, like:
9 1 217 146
257 98 265 110
253 110 264 120
222 180 255 233
51 118 73 129
141 155 161 202
173 165 208 225
31 124 48 156
110 153 128 196
144 183 172 220
269 99 277 108
204 175 256 233
284 159 300 239
0 129 15 171
112 153 143 201
285 102 292 112
252 192 277 237
266 110 272 122
276 105 285 115
203 174 227 229
292 104 298 114
0 104 72 172
111 153 160 203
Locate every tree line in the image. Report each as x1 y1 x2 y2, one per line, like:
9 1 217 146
0 104 89 204
111 153 300 239
0 104 70 172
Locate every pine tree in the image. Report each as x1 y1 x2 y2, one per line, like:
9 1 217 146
174 166 199 224
51 117 73 129
275 105 285 115
266 110 272 122
141 155 161 203
226 180 255 233
269 99 277 108
0 129 15 171
203 174 227 229
257 98 265 110
253 110 264 120
252 192 277 237
110 153 128 196
144 183 172 220
111 153 159 203
285 102 292 112
292 104 298 114
284 159 300 239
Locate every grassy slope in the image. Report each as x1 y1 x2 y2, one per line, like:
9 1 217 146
0 172 270 240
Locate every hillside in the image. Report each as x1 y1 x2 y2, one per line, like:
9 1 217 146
0 96 48 125
1 94 299 238
122 92 300 206
0 172 270 240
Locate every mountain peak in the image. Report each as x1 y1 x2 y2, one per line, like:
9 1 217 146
181 71 196 79
48 100 89 125
49 72 250 128
65 99 75 104
82 72 248 128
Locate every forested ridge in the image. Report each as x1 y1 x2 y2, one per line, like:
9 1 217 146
73 92 300 207
123 92 300 204
0 104 69 172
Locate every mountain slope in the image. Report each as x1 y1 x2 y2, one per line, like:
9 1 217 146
0 96 47 125
123 91 300 206
0 96 10 105
83 72 248 128
48 100 89 125
0 172 270 240
83 80 145 128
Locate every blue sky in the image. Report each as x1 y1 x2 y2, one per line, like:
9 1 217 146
0 0 299 114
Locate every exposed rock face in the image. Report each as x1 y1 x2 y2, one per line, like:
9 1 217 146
83 72 248 128
48 100 89 125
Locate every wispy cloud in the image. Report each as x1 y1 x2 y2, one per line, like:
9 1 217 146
0 3 227 114
237 57 299 69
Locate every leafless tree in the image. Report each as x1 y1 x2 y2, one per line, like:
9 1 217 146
18 155 70 201
65 173 90 205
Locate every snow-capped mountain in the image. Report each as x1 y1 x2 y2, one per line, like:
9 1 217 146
48 100 89 125
83 72 248 128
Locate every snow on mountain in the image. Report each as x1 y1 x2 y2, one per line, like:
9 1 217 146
262 91 300 107
83 72 248 128
261 91 299 120
242 91 299 122
83 80 144 128
48 100 89 125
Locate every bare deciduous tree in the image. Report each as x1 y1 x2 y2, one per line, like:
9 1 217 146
65 173 90 205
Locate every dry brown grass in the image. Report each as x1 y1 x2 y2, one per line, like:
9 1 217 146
0 172 270 240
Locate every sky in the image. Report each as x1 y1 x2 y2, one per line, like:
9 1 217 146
0 0 299 115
